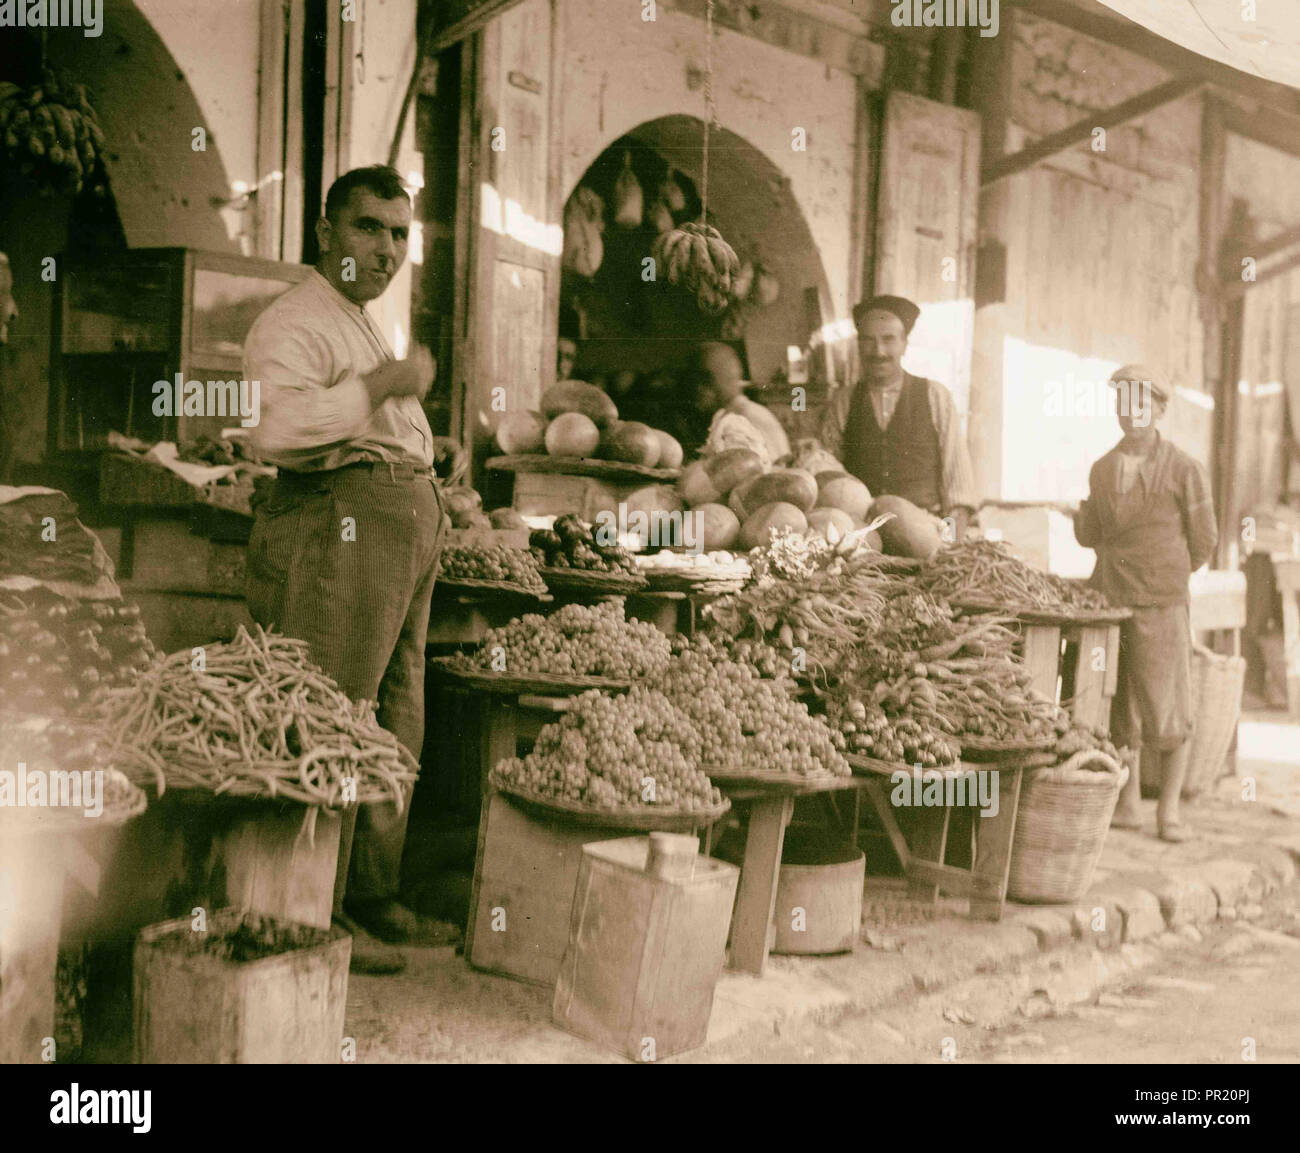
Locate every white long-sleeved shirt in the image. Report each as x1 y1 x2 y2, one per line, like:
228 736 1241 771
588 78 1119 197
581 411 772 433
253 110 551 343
243 269 433 471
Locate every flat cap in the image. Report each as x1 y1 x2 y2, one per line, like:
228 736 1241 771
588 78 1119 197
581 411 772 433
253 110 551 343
1108 363 1172 405
853 294 921 336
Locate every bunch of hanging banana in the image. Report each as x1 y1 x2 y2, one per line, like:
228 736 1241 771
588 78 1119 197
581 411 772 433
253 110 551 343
652 220 741 316
0 69 108 197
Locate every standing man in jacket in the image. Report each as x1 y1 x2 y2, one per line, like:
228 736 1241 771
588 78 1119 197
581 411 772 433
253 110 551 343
244 165 466 973
1074 364 1217 842
818 295 978 536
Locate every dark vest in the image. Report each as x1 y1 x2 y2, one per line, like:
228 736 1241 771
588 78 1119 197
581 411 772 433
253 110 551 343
841 373 943 512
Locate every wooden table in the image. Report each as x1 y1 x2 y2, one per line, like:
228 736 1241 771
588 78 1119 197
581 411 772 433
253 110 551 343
850 754 1049 922
708 772 868 976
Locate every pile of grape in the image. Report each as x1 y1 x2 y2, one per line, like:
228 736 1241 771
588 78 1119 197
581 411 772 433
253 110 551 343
648 638 849 778
437 545 547 593
493 688 723 811
0 588 156 717
676 633 791 684
824 696 959 767
456 599 672 680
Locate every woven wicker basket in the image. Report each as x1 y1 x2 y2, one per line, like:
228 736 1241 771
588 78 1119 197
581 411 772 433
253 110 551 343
1182 645 1245 798
1007 752 1128 904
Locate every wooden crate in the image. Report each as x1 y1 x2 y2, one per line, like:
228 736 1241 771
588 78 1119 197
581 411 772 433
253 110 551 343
510 471 644 521
553 838 738 1061
133 909 350 1063
466 793 635 986
1022 620 1121 732
219 805 342 931
0 835 65 1063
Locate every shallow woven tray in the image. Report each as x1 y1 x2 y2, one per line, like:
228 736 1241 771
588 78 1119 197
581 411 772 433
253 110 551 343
1 771 147 836
494 785 729 829
957 733 1061 760
639 569 746 594
950 598 1131 626
434 576 550 599
429 657 631 696
485 454 680 481
704 765 858 793
538 567 647 593
846 752 1055 777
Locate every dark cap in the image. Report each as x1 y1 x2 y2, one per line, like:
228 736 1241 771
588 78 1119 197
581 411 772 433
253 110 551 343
853 294 921 336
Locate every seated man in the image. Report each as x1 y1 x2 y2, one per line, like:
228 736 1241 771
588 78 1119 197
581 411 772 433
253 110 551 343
680 342 790 463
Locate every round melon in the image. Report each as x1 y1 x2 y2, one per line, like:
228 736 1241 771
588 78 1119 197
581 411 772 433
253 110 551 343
816 469 850 490
545 412 600 458
679 459 719 507
816 474 872 522
806 507 854 543
691 503 740 551
739 502 808 550
652 430 684 469
495 410 547 455
871 494 942 559
705 447 765 497
541 380 619 428
730 468 818 521
606 421 662 467
488 507 526 530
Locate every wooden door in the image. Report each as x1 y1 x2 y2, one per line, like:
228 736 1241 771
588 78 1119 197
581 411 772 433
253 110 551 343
457 0 561 470
874 91 980 419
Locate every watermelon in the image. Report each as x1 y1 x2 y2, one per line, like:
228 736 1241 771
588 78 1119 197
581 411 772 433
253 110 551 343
604 421 662 467
652 430 684 469
806 507 854 543
816 474 872 522
705 448 765 496
730 468 818 520
871 494 942 559
541 380 619 428
679 459 719 507
691 503 740 551
739 502 808 550
495 410 548 455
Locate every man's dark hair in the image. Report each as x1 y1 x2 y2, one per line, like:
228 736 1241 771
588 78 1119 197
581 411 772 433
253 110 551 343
324 165 410 222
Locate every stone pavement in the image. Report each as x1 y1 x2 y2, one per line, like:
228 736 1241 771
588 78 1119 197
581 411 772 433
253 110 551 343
344 716 1300 1063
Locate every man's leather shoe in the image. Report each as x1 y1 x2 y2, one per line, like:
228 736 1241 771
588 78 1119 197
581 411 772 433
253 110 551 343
333 912 406 974
345 899 422 944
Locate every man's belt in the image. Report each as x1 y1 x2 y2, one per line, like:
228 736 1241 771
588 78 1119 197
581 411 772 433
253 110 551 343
279 460 436 484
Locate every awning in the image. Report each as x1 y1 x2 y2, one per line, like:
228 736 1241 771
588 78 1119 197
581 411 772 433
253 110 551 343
1098 0 1300 91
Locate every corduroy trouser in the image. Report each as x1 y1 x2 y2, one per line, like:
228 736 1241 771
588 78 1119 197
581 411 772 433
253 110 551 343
245 462 446 914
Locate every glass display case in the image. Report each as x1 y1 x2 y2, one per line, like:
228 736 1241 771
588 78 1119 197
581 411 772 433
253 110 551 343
49 248 311 453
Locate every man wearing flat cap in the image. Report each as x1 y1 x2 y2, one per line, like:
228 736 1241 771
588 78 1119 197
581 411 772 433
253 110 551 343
1073 365 1217 842
819 295 978 533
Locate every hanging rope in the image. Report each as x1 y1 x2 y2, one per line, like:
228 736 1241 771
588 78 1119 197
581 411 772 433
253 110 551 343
700 0 715 225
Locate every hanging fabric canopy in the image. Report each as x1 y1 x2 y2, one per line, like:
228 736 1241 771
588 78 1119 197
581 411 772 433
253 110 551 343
1098 0 1300 91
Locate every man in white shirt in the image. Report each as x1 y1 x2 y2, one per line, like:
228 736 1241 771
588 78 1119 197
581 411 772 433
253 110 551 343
244 165 465 973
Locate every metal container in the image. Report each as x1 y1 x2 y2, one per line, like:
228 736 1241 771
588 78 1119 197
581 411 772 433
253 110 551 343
554 837 738 1061
771 830 865 956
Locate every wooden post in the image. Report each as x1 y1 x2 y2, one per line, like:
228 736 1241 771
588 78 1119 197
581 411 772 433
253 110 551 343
970 767 1023 921
728 794 794 975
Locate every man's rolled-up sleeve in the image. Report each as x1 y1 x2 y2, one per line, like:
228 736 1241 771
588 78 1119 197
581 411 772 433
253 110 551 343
244 320 371 464
929 380 979 512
